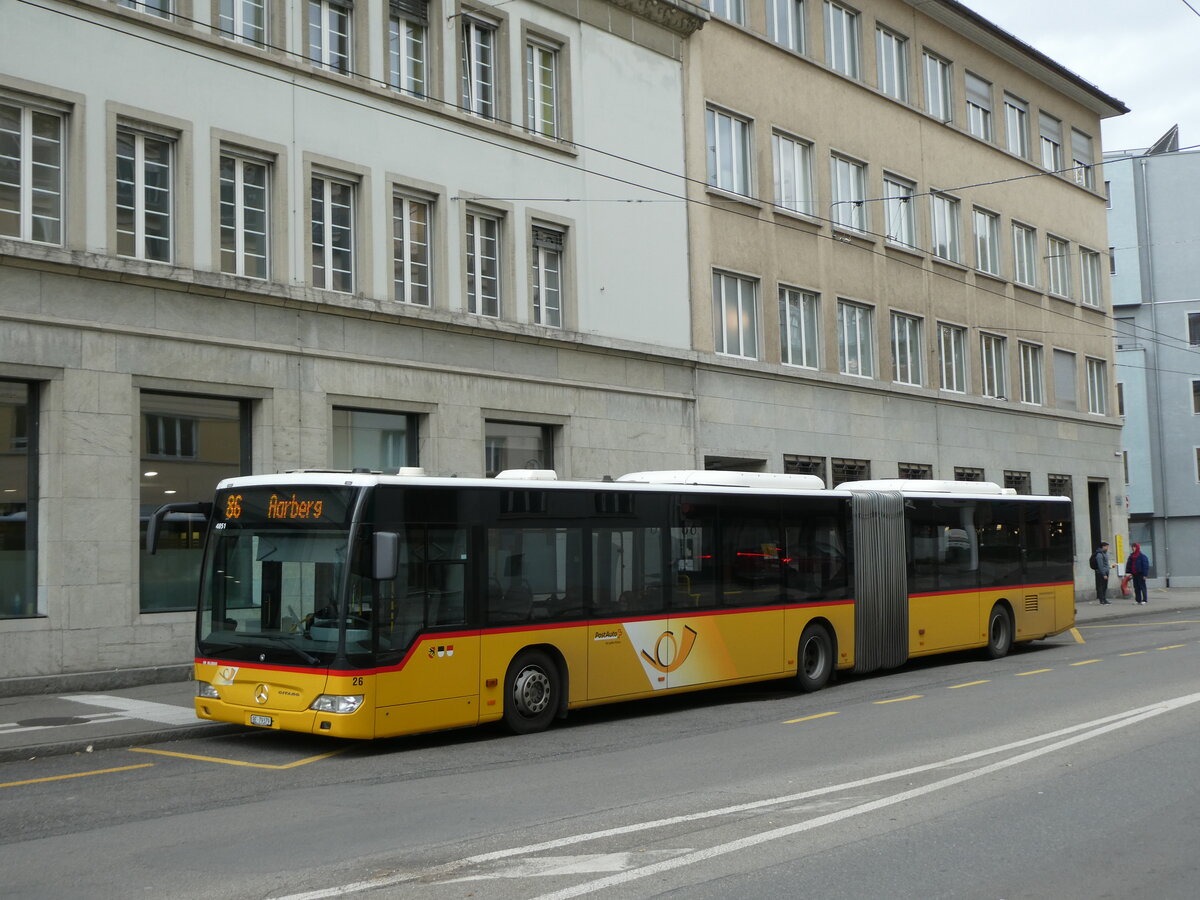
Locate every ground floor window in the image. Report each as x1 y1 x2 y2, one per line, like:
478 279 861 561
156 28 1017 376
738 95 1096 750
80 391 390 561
332 408 418 471
139 392 248 612
485 420 553 477
0 381 36 619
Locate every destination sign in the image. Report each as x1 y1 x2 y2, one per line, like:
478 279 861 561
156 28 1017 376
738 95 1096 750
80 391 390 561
217 486 355 525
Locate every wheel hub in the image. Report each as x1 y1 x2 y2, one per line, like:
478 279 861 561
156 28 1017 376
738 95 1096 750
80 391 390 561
513 666 551 716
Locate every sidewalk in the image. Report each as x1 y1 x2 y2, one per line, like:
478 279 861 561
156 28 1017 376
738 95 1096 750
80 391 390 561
2 586 1198 764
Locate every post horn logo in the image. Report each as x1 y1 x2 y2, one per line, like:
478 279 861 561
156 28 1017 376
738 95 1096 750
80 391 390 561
254 684 269 705
640 625 699 673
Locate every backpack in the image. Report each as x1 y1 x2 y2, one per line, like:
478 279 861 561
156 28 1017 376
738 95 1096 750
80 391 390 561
1089 551 1099 571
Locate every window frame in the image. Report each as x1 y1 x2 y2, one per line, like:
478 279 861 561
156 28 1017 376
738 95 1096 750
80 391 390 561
310 170 355 294
972 206 999 276
218 0 268 47
1012 222 1037 288
388 1 429 98
1047 235 1071 298
875 25 908 102
767 0 806 53
882 173 915 247
1003 93 1030 158
706 105 754 197
965 71 993 141
930 191 961 263
531 223 564 328
1039 111 1064 172
1080 247 1102 307
115 124 174 263
0 96 65 246
831 154 867 232
392 188 432 306
461 13 499 119
772 130 814 216
218 148 270 280
780 285 819 369
837 298 875 378
890 311 923 386
938 321 967 393
1086 357 1108 415
307 0 352 74
1019 342 1044 406
712 270 760 359
922 50 952 122
465 207 502 318
525 37 559 139
980 332 1007 400
824 1 861 79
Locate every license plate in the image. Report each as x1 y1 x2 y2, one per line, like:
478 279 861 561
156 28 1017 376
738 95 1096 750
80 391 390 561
249 714 273 727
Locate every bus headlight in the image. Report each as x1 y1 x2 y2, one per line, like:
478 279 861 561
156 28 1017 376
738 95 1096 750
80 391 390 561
310 694 364 714
197 682 220 699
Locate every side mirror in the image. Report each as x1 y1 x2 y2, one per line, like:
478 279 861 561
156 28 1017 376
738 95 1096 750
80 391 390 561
145 501 213 554
373 531 399 581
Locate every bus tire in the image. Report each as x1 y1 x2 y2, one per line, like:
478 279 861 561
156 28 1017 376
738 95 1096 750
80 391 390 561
985 605 1013 659
795 623 834 692
503 649 559 735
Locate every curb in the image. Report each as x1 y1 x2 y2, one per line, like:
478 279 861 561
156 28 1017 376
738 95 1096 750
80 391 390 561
0 722 246 764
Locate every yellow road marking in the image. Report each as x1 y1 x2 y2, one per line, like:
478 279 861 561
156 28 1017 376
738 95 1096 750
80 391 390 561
0 763 154 790
1157 644 1187 650
1070 659 1101 666
783 711 839 724
1016 669 1052 676
1119 651 1146 657
130 747 348 769
1081 619 1200 629
1070 627 1085 644
874 695 923 704
948 680 990 689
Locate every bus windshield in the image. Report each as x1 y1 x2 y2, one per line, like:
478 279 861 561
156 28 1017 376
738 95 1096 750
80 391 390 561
197 485 362 667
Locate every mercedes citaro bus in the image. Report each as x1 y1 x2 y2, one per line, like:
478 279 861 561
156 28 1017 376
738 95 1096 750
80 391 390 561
146 468 1074 739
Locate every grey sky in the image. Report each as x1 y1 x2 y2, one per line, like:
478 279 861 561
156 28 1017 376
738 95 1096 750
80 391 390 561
964 0 1200 153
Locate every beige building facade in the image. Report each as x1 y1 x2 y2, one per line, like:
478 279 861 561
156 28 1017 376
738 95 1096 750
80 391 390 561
683 0 1128 575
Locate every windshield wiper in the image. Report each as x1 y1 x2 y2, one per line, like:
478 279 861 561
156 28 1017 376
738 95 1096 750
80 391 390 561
257 634 321 665
197 641 244 657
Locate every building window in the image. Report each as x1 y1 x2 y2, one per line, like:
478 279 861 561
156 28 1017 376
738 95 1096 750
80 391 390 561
0 381 37 620
837 299 874 377
831 155 867 231
461 16 497 118
973 208 999 275
218 0 266 46
1047 473 1072 498
119 0 170 17
389 1 428 98
526 39 559 138
333 407 418 470
773 131 813 215
1039 112 1063 171
1193 380 1200 415
1109 247 1117 275
1071 128 1094 189
876 26 908 101
713 271 759 359
883 174 915 246
531 225 563 328
1013 222 1037 287
311 173 354 293
708 0 745 24
485 420 553 476
980 332 1007 399
392 191 430 305
898 462 931 480
1004 94 1030 158
768 0 805 53
1118 381 1126 416
115 126 172 262
1047 236 1071 297
0 99 64 246
954 466 983 482
465 210 501 317
1123 450 1129 484
1019 342 1043 405
1053 348 1077 411
780 287 819 368
938 322 967 393
218 152 269 280
831 457 870 485
965 72 992 140
824 2 860 78
1086 357 1108 415
785 454 826 485
706 106 752 196
1080 248 1102 307
930 192 960 262
307 0 352 74
1003 471 1030 494
923 51 952 121
140 392 247 613
890 312 923 386
1190 312 1200 346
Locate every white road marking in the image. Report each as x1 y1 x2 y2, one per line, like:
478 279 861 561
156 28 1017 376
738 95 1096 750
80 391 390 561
272 692 1200 900
65 695 199 726
441 851 691 883
0 713 124 735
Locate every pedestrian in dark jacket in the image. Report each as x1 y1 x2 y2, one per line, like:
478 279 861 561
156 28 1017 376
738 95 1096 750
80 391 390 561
1126 543 1151 605
1093 542 1113 604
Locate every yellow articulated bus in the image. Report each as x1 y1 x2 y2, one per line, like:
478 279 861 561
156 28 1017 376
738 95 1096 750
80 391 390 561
147 469 1074 739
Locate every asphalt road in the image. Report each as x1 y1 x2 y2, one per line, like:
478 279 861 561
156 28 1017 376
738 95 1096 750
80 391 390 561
2 612 1198 900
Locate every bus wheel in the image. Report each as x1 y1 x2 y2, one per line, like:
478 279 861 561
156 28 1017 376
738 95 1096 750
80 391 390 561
795 624 833 692
985 605 1013 659
503 650 559 734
